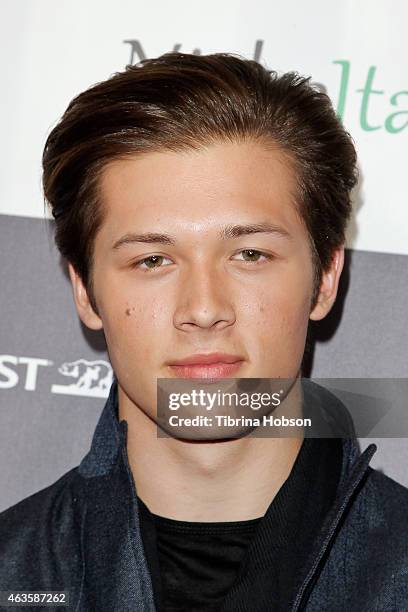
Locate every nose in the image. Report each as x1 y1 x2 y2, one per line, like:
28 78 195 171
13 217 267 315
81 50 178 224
173 261 236 332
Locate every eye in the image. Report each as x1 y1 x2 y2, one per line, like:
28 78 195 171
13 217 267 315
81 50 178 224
131 249 273 271
232 249 273 263
132 255 173 270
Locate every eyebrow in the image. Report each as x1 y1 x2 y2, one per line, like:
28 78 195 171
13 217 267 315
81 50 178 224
112 222 292 250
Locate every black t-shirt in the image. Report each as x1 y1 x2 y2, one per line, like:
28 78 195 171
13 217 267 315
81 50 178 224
137 437 343 612
138 497 262 611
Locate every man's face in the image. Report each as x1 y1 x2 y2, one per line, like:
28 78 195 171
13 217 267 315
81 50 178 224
69 140 342 424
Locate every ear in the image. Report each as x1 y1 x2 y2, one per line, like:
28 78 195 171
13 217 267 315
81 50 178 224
68 262 103 330
309 247 344 321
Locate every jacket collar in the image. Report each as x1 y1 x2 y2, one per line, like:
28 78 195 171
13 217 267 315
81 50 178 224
79 376 124 478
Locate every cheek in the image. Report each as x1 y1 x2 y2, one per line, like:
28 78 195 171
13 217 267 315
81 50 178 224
123 300 165 326
121 299 169 343
100 291 168 369
247 281 311 355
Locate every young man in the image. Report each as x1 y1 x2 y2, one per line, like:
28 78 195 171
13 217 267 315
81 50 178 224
1 52 407 611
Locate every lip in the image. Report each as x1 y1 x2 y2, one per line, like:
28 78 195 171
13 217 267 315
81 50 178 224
167 353 245 380
168 352 244 366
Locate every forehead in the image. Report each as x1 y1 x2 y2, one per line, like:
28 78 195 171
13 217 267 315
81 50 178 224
97 140 302 239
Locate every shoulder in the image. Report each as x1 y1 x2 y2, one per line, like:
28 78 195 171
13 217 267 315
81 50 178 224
307 467 408 609
363 466 408 517
0 467 86 588
337 465 408 567
342 465 408 537
0 467 85 531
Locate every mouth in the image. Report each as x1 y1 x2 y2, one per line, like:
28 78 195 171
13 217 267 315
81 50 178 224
167 353 245 380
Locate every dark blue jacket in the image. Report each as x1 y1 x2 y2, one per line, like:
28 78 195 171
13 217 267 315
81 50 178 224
1 381 408 611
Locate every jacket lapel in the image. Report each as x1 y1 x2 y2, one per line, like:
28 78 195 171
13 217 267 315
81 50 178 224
291 441 377 611
76 381 156 611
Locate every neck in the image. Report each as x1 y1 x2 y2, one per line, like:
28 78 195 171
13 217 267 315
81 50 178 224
119 381 304 522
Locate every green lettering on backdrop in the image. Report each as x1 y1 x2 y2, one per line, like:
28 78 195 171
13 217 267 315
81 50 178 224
334 60 407 133
384 91 408 133
333 59 350 120
357 66 384 131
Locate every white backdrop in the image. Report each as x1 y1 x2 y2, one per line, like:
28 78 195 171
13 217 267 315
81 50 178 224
1 0 407 256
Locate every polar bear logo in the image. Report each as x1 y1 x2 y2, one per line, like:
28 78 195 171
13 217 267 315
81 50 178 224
51 359 113 398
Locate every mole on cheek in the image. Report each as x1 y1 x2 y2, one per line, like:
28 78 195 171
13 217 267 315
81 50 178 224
125 307 135 317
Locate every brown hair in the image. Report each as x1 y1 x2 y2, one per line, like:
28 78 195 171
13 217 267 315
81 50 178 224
42 52 358 314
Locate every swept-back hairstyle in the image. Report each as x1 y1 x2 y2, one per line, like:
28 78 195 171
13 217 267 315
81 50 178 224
43 52 358 313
